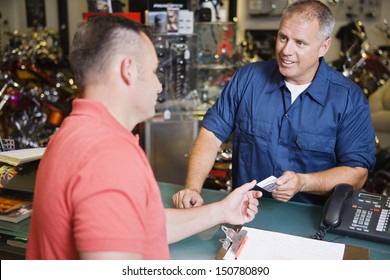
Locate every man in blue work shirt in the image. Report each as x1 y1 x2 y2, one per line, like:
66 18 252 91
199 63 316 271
172 0 376 206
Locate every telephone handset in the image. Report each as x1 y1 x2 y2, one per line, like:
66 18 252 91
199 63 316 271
315 184 390 244
321 184 353 228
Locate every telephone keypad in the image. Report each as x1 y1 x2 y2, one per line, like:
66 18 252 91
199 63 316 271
351 208 389 232
386 197 390 208
376 209 389 232
351 209 372 232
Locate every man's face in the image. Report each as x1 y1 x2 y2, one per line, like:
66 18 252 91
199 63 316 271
133 34 162 121
168 11 176 23
275 16 330 85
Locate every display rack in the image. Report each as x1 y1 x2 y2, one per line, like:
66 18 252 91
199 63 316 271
152 33 197 107
195 22 237 103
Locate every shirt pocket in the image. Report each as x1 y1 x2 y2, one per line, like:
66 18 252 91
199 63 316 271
236 119 272 171
296 132 336 159
237 118 271 140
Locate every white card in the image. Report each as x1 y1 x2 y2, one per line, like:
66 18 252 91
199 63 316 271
255 176 278 192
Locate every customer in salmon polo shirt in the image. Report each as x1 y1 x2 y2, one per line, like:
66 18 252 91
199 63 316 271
25 15 262 260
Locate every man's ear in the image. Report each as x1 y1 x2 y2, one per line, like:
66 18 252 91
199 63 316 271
319 37 332 57
121 56 133 85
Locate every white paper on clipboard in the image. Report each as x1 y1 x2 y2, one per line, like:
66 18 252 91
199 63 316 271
236 227 345 260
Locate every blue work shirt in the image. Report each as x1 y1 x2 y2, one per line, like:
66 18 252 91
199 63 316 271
202 58 376 205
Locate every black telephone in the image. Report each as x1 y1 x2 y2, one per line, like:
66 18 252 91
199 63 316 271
318 184 390 244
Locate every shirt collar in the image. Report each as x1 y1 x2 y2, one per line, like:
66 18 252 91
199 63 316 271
268 58 330 107
71 98 138 142
304 58 329 107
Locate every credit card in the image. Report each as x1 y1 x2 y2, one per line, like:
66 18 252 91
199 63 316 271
255 176 278 192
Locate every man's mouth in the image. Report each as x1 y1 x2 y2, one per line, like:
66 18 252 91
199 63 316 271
282 59 295 65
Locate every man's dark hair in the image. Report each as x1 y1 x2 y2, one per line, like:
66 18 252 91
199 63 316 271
69 15 151 91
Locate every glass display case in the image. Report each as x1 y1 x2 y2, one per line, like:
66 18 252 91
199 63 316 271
152 34 198 112
150 22 239 112
195 22 237 103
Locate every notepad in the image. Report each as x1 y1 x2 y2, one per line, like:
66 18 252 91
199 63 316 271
0 147 46 166
234 227 345 260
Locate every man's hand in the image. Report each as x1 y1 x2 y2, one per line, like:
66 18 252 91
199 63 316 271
172 189 204 208
222 180 263 225
272 171 302 202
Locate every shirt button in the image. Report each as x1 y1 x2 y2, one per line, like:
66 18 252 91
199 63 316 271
285 114 289 118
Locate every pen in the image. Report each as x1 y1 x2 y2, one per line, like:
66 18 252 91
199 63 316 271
235 236 248 260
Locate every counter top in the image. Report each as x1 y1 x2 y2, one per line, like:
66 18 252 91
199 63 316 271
159 182 390 260
1 181 389 259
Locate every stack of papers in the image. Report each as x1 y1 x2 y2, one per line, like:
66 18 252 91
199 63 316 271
0 147 46 166
0 189 33 223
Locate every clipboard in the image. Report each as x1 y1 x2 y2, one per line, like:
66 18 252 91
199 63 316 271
217 226 248 260
215 226 369 260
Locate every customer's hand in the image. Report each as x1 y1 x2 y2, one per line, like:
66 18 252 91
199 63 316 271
222 180 262 225
172 188 204 208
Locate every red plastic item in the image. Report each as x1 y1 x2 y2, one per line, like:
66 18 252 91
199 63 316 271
82 12 141 23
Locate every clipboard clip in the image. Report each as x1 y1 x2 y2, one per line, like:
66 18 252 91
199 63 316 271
219 225 248 259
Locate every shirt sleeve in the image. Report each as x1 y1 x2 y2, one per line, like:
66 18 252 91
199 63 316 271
336 94 376 171
202 68 243 142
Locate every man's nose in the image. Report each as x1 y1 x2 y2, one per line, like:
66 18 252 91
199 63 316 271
281 41 294 55
157 81 163 94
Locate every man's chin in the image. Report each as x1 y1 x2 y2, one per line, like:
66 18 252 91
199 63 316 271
279 69 294 79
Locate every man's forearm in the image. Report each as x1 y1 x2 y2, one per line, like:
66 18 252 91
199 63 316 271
299 166 368 195
184 128 222 192
185 150 218 192
165 202 223 243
